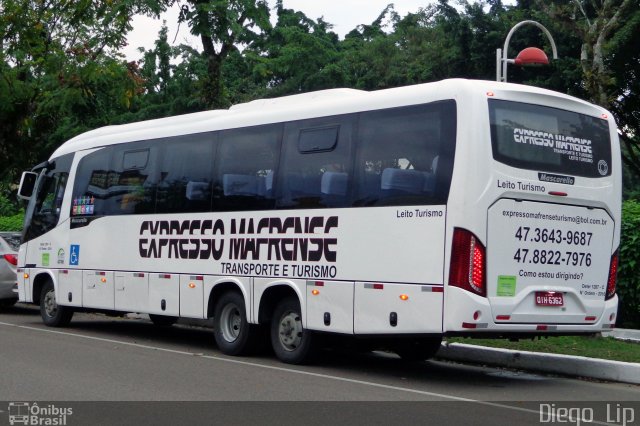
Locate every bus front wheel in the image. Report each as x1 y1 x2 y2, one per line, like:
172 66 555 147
270 297 315 364
40 281 73 327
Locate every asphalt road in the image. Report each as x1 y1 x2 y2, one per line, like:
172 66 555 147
0 304 638 426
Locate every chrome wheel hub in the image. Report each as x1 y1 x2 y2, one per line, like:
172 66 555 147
278 311 303 351
220 304 242 343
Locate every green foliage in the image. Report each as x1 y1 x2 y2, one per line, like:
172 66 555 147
256 6 343 95
179 0 271 107
618 200 640 327
532 0 640 177
0 212 24 232
0 0 167 186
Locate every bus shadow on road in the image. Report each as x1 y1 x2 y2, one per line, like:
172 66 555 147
0 303 41 317
35 310 554 391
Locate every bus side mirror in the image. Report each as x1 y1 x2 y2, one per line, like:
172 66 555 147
18 172 38 200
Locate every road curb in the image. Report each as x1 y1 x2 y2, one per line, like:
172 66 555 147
437 343 640 385
603 328 640 343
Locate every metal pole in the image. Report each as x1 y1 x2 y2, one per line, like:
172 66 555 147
499 20 558 83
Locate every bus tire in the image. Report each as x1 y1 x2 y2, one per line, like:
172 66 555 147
270 296 315 364
149 314 178 327
393 337 442 362
40 281 73 327
213 291 257 356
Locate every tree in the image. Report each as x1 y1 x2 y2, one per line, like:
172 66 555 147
338 4 408 90
250 2 343 96
0 0 163 186
178 0 271 107
606 6 640 178
535 0 640 177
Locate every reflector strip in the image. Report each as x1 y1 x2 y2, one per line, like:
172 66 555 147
536 325 557 331
96 271 106 276
496 315 510 321
421 286 444 293
60 270 69 275
133 273 145 278
364 283 384 290
159 274 171 279
315 281 324 287
462 322 488 329
548 191 568 197
189 275 204 281
585 316 597 321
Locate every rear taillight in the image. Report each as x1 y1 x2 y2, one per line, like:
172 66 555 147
449 228 486 297
605 252 618 300
3 254 17 266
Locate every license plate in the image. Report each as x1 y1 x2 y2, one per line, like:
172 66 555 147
535 292 564 306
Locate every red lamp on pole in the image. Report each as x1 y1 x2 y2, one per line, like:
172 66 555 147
514 47 549 66
496 21 558 82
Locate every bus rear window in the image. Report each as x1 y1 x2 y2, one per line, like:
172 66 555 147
489 99 612 178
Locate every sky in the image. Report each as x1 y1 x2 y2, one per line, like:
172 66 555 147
123 1 433 61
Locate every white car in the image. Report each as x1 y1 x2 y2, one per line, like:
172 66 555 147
0 232 20 307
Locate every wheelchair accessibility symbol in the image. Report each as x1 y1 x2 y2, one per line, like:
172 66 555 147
69 245 80 266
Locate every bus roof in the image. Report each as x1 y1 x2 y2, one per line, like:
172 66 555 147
50 79 609 159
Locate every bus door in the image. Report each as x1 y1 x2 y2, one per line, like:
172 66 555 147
18 155 73 303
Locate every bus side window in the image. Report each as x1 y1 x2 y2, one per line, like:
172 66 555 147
70 143 160 217
353 101 456 207
115 146 158 214
277 117 354 209
156 134 215 213
71 147 112 217
213 124 280 212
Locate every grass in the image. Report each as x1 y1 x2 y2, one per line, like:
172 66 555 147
445 335 640 364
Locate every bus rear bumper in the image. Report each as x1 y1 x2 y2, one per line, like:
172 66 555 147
444 287 618 335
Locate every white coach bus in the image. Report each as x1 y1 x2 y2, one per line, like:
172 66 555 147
16 79 620 364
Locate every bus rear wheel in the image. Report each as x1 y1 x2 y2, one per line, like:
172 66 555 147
213 291 258 356
393 337 442 362
270 297 315 364
40 281 73 327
